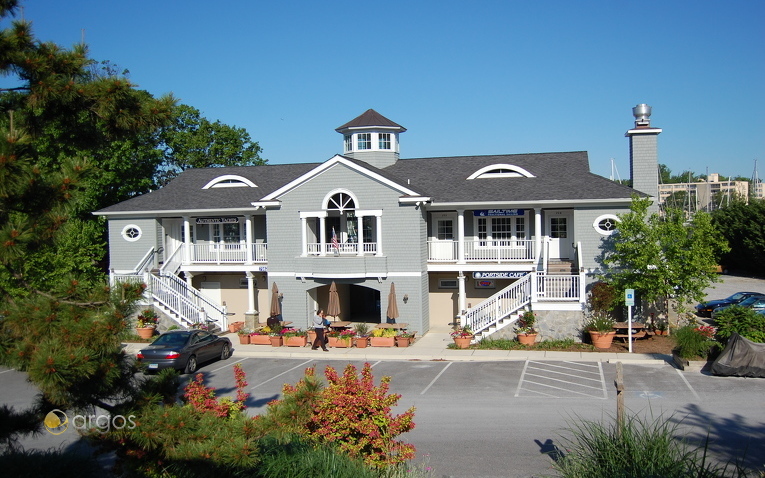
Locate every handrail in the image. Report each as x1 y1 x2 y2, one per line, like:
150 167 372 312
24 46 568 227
462 275 531 335
149 272 228 330
160 244 184 275
133 247 157 273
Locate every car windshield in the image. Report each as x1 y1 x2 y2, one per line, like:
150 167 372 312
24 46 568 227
738 296 762 306
151 333 189 346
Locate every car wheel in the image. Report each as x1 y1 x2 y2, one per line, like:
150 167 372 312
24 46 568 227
220 343 230 360
185 355 198 374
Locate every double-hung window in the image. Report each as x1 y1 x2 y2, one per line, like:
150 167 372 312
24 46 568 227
379 133 391 150
357 133 371 150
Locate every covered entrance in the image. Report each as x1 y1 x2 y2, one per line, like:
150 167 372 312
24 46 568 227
310 282 381 323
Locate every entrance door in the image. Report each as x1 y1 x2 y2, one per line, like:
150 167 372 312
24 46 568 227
546 210 574 259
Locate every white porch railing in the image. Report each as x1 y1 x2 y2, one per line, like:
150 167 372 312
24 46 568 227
306 242 378 255
534 273 581 301
428 239 535 262
162 243 268 264
462 275 532 336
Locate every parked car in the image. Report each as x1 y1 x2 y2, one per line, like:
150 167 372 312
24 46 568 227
696 292 765 317
136 330 232 374
711 295 765 320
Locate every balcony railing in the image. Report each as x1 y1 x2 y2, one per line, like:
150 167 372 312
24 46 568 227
428 239 535 263
179 243 268 264
306 242 378 255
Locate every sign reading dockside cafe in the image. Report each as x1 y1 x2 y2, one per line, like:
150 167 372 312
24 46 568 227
196 217 238 225
474 209 524 217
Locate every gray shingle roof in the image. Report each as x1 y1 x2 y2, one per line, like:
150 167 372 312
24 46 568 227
335 109 407 132
95 151 641 215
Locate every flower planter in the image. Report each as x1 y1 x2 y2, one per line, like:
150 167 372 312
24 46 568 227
269 336 283 347
395 337 410 347
308 330 317 344
228 321 244 333
328 337 352 348
238 334 251 345
370 336 395 347
285 336 308 347
589 331 616 349
452 336 473 349
517 333 537 345
136 327 155 340
249 335 271 345
354 337 369 348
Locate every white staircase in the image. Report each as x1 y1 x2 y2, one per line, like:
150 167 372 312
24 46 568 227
149 272 229 331
462 274 532 340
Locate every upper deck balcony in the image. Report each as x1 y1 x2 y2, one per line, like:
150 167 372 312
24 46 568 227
427 238 535 263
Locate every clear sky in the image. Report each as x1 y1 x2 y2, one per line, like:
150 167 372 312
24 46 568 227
5 0 764 180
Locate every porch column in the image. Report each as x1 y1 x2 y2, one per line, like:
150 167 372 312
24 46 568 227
457 210 465 264
357 215 364 256
458 272 467 315
183 216 191 263
301 216 308 256
245 271 256 313
245 216 253 263
319 217 326 256
375 215 383 256
185 271 194 290
534 208 542 264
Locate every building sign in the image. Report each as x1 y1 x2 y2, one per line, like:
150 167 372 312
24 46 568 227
474 209 524 217
195 217 239 225
473 271 526 279
475 279 495 289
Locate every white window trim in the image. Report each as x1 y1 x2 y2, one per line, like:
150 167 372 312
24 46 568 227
593 214 620 236
121 224 142 242
202 175 257 189
467 163 535 179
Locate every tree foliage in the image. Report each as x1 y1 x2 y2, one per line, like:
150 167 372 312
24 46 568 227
157 104 266 185
599 196 729 314
710 199 765 276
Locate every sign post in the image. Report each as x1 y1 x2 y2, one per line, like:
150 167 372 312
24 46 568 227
625 289 635 353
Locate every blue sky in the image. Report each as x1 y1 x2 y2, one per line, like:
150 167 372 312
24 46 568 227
6 0 764 180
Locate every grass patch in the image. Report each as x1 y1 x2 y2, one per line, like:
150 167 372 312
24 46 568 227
470 337 595 351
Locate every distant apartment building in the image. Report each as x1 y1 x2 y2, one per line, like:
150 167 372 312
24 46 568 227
658 173 751 211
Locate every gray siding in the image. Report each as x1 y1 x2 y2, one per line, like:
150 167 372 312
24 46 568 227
573 206 631 271
108 218 160 271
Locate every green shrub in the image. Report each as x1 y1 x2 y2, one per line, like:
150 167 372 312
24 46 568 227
673 324 717 359
555 412 756 478
584 315 615 333
589 281 618 314
254 436 379 478
713 305 765 343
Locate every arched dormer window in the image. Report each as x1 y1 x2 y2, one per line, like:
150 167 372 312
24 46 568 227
323 190 358 212
202 175 257 189
467 164 535 180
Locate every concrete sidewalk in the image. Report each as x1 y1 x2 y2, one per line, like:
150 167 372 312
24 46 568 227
124 332 670 364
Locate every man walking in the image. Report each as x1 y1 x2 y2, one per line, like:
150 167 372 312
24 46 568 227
311 309 329 351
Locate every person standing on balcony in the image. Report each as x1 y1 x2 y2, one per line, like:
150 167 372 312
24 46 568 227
311 310 329 351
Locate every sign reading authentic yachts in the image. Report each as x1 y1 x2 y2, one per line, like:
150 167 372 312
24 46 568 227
473 271 526 279
474 209 524 217
195 217 238 225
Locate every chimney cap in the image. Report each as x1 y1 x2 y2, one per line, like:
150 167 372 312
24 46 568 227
632 104 652 126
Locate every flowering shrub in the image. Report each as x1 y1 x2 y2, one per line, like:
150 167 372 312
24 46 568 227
268 327 284 337
282 328 307 338
695 325 716 339
136 308 158 328
450 325 473 338
250 326 270 336
183 363 249 418
372 328 397 338
397 331 416 339
673 324 717 359
515 310 537 334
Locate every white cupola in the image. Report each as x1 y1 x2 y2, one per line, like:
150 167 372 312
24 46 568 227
335 109 406 169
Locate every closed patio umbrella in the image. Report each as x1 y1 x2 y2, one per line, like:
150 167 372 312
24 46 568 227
327 281 341 319
270 282 281 318
386 282 400 323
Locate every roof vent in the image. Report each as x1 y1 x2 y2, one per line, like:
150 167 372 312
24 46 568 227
632 103 652 127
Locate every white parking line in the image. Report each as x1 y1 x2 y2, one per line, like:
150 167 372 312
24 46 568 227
515 360 531 397
420 362 452 395
209 357 249 373
516 360 608 399
249 359 313 390
675 368 701 401
521 379 608 398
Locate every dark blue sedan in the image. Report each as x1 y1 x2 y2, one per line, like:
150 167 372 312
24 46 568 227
696 292 764 317
136 330 232 374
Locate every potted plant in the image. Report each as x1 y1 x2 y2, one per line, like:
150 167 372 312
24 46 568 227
515 310 538 345
353 323 370 348
283 328 308 347
268 327 284 347
249 327 271 345
228 321 244 334
450 325 474 349
328 329 354 348
237 327 252 344
135 308 159 339
585 315 616 349
396 331 415 347
370 327 397 347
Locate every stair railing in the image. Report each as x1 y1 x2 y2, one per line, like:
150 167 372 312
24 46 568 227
462 274 531 335
147 271 228 330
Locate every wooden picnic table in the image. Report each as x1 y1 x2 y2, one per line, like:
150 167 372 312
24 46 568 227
327 321 352 329
613 322 646 341
374 323 409 330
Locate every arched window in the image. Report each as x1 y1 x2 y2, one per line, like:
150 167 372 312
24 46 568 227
326 192 357 212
